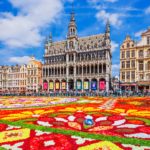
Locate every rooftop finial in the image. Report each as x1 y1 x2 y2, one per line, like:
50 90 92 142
106 19 110 33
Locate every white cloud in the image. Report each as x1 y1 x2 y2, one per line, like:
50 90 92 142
96 10 122 27
111 41 119 52
9 56 31 64
112 64 120 76
0 0 63 48
135 29 146 37
145 6 150 14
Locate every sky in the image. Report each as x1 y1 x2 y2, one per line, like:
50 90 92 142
0 0 150 76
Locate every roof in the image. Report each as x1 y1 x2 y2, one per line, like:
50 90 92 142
46 33 106 55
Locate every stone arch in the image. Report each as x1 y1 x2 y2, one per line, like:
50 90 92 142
83 78 89 90
68 79 74 90
61 79 66 90
76 79 82 90
91 78 97 90
55 79 60 91
43 80 48 90
99 78 106 91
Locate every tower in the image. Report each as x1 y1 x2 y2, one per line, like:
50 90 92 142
66 6 78 51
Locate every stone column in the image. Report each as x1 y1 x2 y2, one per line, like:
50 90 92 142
66 54 69 91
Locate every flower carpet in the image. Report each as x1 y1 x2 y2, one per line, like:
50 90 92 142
0 96 150 150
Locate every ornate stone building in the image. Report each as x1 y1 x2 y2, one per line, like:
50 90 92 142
0 66 8 93
120 28 150 91
43 11 111 92
0 57 42 94
26 57 42 93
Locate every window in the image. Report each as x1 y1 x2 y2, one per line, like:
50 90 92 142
147 37 150 45
69 41 73 48
126 61 130 68
139 74 144 80
147 49 150 57
131 50 135 57
69 66 74 75
139 50 143 58
122 61 125 68
127 43 130 48
122 52 125 58
131 71 135 80
148 61 150 70
122 72 125 80
126 71 130 80
126 51 130 58
146 73 150 80
69 54 74 62
131 60 135 68
139 61 144 71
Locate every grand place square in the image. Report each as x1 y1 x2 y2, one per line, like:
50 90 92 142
0 0 150 150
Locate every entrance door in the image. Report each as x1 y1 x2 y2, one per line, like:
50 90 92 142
68 79 74 90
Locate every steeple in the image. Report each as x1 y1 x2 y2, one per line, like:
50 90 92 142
105 19 110 37
67 4 77 38
49 32 53 44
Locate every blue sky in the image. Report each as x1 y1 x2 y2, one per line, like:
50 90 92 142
0 0 150 76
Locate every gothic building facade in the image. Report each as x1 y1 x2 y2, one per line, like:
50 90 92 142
42 11 111 92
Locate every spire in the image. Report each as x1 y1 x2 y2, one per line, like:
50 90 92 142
70 3 75 21
49 32 52 43
67 3 77 38
105 19 110 34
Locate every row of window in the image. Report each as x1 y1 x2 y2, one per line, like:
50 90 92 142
28 70 37 76
43 64 107 76
121 61 150 71
45 51 107 64
121 49 150 59
121 71 135 80
121 72 150 81
121 60 135 68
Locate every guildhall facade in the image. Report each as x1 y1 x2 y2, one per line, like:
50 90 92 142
42 12 112 92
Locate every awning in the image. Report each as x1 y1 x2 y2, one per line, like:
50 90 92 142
120 83 137 86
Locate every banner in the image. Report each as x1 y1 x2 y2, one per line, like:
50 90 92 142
62 82 66 90
43 82 48 90
83 81 89 90
99 81 106 90
76 81 82 90
55 82 60 90
91 81 97 90
49 82 54 90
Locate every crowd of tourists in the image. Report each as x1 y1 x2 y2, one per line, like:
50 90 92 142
1 89 150 97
